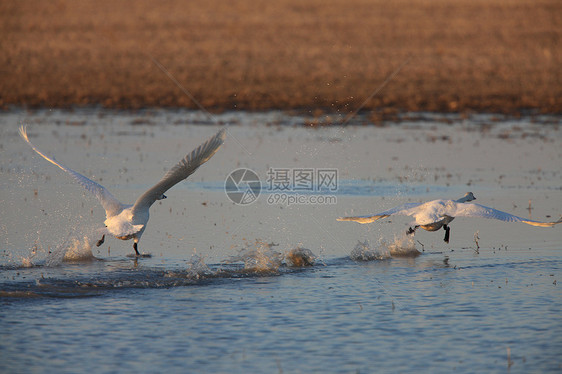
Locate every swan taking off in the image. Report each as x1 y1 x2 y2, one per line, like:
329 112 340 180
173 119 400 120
337 192 561 243
20 126 226 256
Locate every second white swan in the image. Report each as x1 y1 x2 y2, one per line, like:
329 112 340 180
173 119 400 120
337 192 561 243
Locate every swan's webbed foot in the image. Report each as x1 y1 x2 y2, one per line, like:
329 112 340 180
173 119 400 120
407 225 420 235
133 242 140 256
443 225 451 243
96 234 105 247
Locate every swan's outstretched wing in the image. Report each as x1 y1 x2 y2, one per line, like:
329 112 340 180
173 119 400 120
132 128 226 212
453 203 562 227
19 126 123 216
337 203 422 224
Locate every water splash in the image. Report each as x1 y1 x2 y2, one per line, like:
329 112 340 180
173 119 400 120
165 252 215 280
285 247 316 267
2 238 322 298
350 240 390 261
350 235 420 261
385 234 421 257
225 240 284 273
62 236 96 262
225 240 319 272
12 228 97 269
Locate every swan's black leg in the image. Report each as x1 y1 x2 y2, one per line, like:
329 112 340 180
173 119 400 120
96 234 105 247
133 242 140 256
407 225 420 235
443 225 451 243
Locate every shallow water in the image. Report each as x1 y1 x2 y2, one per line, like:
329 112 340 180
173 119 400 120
1 109 561 373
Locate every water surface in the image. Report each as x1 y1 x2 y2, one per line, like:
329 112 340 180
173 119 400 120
1 110 561 373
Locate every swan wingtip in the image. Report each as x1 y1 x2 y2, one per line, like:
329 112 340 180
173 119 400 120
18 125 28 139
217 127 227 141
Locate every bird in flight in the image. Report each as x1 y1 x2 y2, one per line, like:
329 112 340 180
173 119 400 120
337 192 561 243
20 126 226 256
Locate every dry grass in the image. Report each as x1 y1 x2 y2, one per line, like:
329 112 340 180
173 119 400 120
1 0 561 114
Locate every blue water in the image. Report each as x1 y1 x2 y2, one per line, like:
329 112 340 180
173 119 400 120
1 247 561 373
1 110 562 373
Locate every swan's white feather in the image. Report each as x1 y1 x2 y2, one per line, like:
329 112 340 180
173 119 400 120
133 128 225 213
337 203 422 224
19 126 123 217
453 203 561 227
20 125 226 253
338 192 561 228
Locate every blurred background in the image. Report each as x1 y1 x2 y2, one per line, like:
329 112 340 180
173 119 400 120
1 0 561 114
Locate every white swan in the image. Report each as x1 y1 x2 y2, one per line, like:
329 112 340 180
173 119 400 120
20 126 226 256
337 192 561 243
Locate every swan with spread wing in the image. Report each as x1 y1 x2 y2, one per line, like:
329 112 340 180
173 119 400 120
20 126 225 256
337 192 561 243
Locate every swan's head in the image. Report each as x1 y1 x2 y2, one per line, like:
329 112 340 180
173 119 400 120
158 194 167 200
459 192 476 203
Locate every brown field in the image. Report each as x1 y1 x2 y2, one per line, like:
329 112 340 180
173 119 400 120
1 0 561 114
